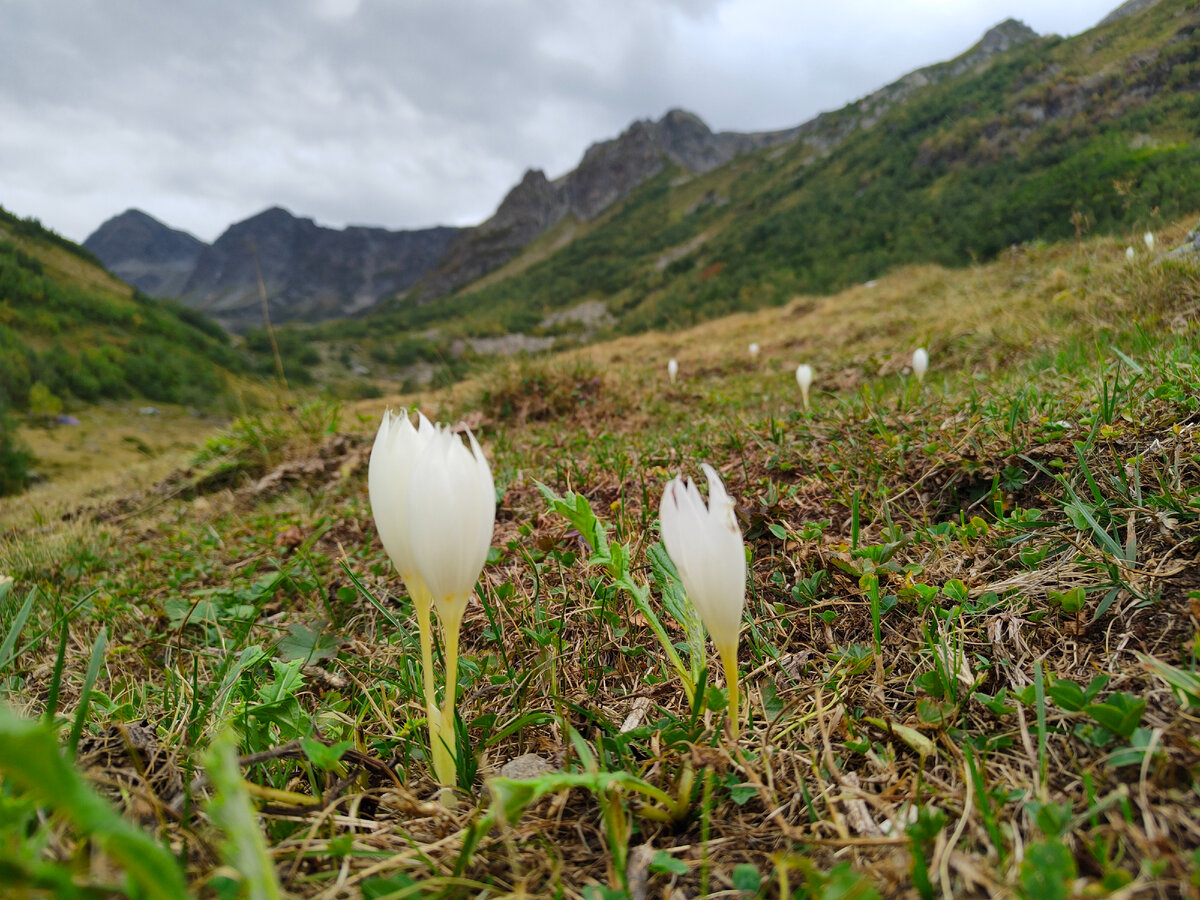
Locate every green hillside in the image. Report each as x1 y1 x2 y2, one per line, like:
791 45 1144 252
0 206 254 414
334 0 1200 366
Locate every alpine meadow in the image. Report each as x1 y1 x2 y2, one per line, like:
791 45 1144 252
3 1 1200 898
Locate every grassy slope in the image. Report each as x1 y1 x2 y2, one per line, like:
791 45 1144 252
1 219 1199 896
328 0 1200 374
0 208 286 501
0 208 253 414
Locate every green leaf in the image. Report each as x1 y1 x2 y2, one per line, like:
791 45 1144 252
300 738 354 772
728 782 758 806
1106 726 1157 768
1048 586 1085 614
649 849 689 875
1084 692 1145 738
732 862 762 892
276 622 340 664
362 874 417 898
1047 678 1087 712
821 862 882 900
0 707 187 899
1019 840 1075 900
249 660 308 738
0 587 35 674
204 728 284 900
1137 653 1200 708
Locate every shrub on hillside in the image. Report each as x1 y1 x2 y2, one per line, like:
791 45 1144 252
0 402 32 496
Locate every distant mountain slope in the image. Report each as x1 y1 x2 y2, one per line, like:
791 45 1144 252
339 0 1200 354
0 205 250 412
177 208 462 331
89 16 1036 329
412 22 1040 305
413 110 806 303
84 209 207 297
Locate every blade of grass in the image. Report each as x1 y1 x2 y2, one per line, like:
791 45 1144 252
67 626 106 757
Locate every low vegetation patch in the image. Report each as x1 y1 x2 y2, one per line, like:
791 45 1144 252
1 225 1199 897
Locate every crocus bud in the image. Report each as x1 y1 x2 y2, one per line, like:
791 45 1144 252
748 343 760 359
406 426 496 613
912 347 928 383
1144 231 1155 251
660 464 746 737
668 358 679 384
1126 246 1135 261
795 363 813 411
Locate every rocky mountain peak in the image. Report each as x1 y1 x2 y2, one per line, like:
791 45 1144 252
84 208 207 297
978 18 1038 53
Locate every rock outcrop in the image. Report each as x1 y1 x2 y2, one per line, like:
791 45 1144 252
177 207 461 331
84 209 207 297
415 109 799 301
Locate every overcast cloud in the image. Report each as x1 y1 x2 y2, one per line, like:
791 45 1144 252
1 0 1121 244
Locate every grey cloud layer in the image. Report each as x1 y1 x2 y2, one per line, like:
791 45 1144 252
0 0 1117 242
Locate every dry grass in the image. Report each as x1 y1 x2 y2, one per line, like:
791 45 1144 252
3 221 1200 897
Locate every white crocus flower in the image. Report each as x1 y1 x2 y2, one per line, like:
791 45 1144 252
660 464 746 739
795 363 813 411
749 343 760 359
912 347 929 383
1144 231 1155 251
1126 246 1135 261
668 358 679 384
405 422 496 787
369 410 442 760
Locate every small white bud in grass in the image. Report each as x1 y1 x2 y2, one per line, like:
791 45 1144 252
1126 246 1135 261
660 464 746 739
795 363 813 411
668 358 679 384
1144 231 1155 251
912 347 929 383
748 343 760 359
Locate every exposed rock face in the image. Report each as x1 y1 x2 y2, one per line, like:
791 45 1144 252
416 109 798 301
83 209 207 297
1099 0 1163 26
177 208 460 331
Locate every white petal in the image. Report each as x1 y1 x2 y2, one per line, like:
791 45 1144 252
405 423 496 604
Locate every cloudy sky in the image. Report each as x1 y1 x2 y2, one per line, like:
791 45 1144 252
1 0 1121 244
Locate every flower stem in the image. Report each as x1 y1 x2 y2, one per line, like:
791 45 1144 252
717 641 740 742
409 576 442 778
432 596 467 788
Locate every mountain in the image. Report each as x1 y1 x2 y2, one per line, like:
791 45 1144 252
414 110 802 302
90 18 1034 329
331 0 1200 366
84 207 462 332
409 21 1037 304
84 209 206 297
175 207 460 331
0 205 252 414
